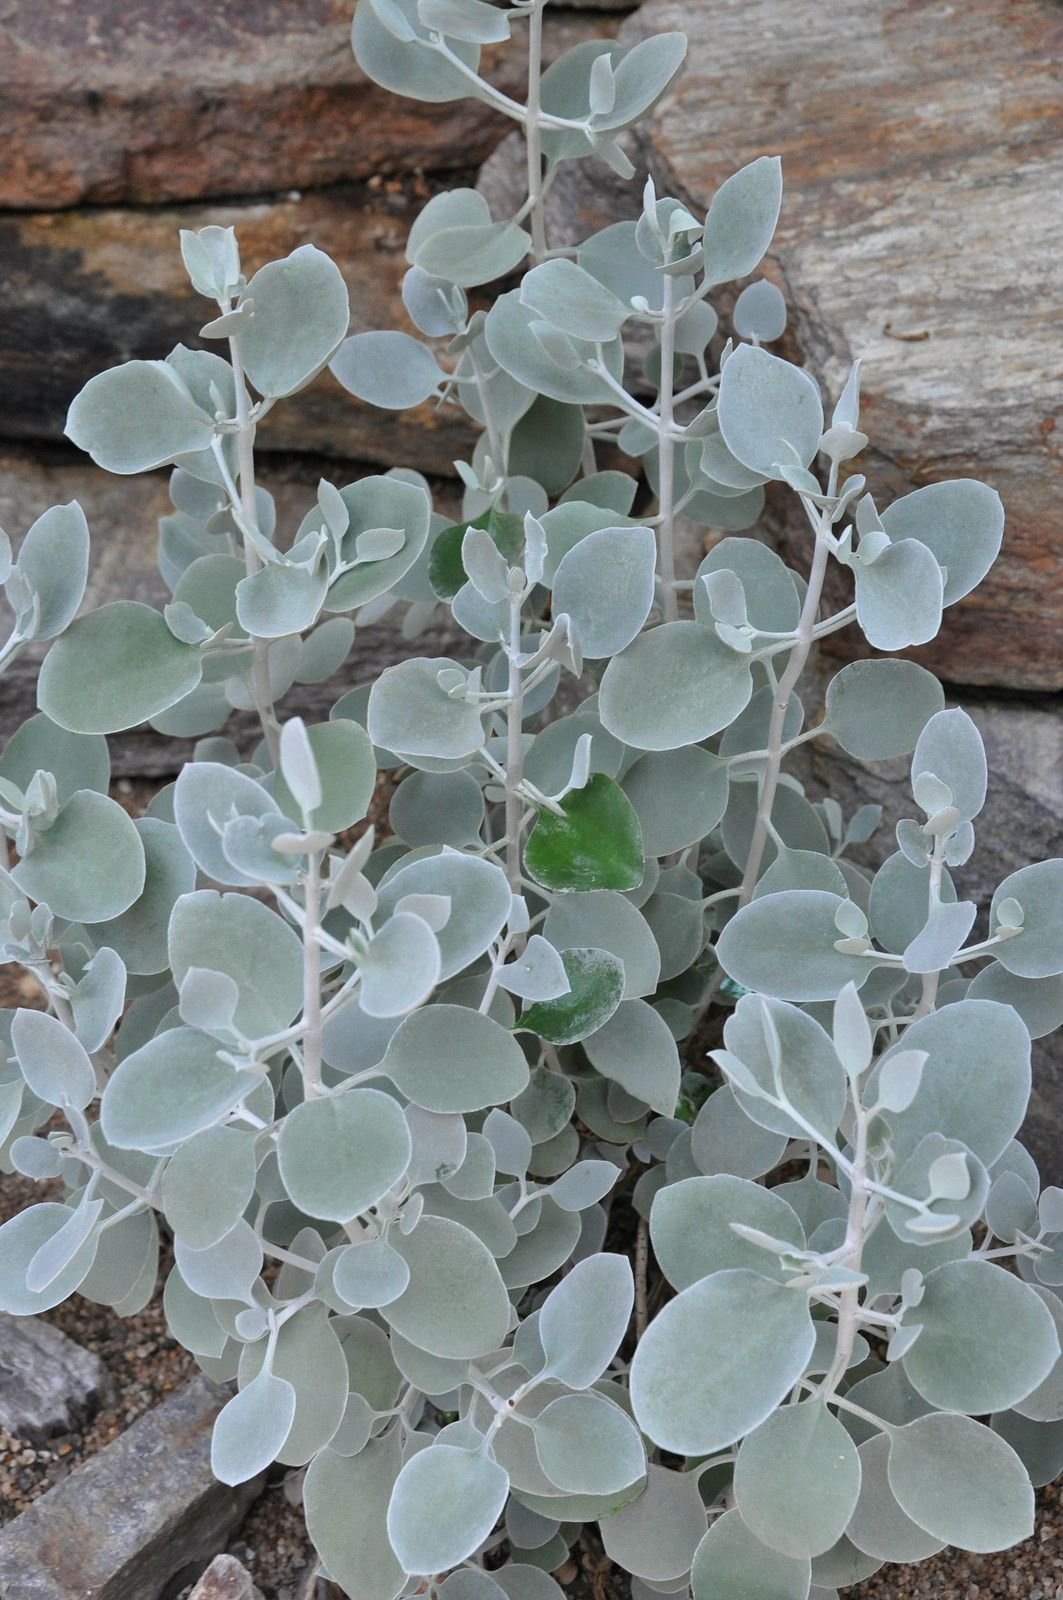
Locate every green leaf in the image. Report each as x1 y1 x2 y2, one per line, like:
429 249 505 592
65 360 214 474
518 947 624 1045
237 244 350 398
703 157 784 289
415 219 530 289
599 622 753 752
582 999 680 1117
525 774 643 893
542 891 659 1001
39 602 203 734
388 1444 510 1574
631 1270 815 1454
428 507 523 601
824 661 945 760
383 1214 512 1358
734 1400 861 1559
211 1369 297 1486
691 1508 811 1600
720 994 847 1143
278 1089 412 1221
12 790 146 923
888 1414 1034 1553
380 1004 530 1112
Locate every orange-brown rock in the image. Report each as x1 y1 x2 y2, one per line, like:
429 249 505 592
0 2 619 210
626 0 1063 690
0 189 473 473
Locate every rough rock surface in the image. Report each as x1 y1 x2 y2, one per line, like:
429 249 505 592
0 191 473 472
621 0 1063 690
0 1377 261 1599
0 3 618 209
0 1316 112 1445
187 1554 264 1600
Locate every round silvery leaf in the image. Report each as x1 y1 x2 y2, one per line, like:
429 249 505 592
884 1133 989 1243
211 1368 297 1487
65 359 214 474
967 965 1063 1038
871 999 1030 1167
174 761 283 888
39 601 204 735
10 1136 64 1180
901 1258 1059 1415
331 330 444 409
160 1125 257 1251
599 1465 707 1583
532 1392 644 1495
271 718 376 833
375 853 510 980
358 913 441 1018
305 1432 407 1600
101 1026 257 1151
879 479 1004 606
717 344 823 477
852 538 944 652
331 1237 411 1309
630 1269 815 1454
715 891 869 1003
313 476 431 612
690 1084 787 1180
992 1409 1063 1490
383 1214 511 1358
846 1433 945 1563
13 501 90 642
390 769 485 848
278 1089 412 1221
650 1174 805 1291
380 1003 529 1112
733 278 788 341
990 860 1063 979
599 621 753 752
542 892 659 1002
702 156 783 289
582 999 680 1118
720 993 847 1143
484 290 626 407
86 818 196 975
734 1400 861 1560
721 780 830 871
691 1508 810 1600
517 947 624 1046
867 850 957 954
12 1008 96 1111
622 746 729 857
0 712 109 807
551 526 656 659
824 661 945 760
912 707 987 823
12 790 146 923
509 396 586 498
0 1202 101 1315
368 657 484 760
538 1252 633 1388
237 1302 349 1466
169 890 302 1039
388 1443 509 1574
236 244 349 399
353 0 481 100
887 1413 1034 1553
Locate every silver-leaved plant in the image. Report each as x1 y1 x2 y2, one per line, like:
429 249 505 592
1 2 1061 1596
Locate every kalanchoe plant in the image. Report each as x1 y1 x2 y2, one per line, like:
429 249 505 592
1 2 1061 1596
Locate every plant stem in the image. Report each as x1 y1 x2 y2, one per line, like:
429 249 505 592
912 834 946 1020
819 1105 869 1399
228 335 281 767
657 273 679 622
505 591 526 906
525 0 548 262
300 850 324 1101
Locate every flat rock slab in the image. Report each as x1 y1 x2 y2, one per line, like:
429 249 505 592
0 1377 262 1600
0 4 615 209
0 1316 112 1444
0 190 473 472
626 0 1063 690
187 1555 263 1600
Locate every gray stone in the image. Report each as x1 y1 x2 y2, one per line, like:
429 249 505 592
0 1377 263 1600
187 1555 263 1600
0 1315 112 1444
